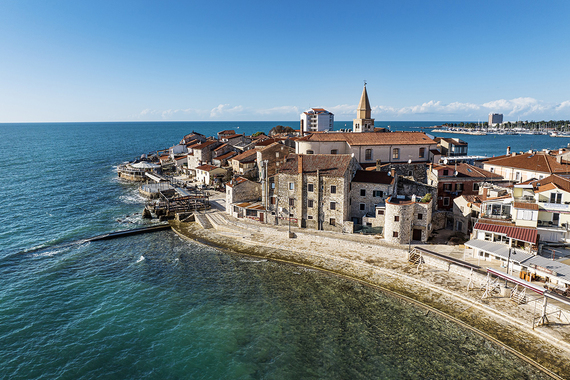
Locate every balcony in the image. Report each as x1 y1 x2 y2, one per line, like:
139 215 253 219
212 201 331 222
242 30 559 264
539 202 570 212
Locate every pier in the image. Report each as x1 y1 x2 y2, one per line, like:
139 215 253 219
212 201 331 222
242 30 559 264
87 223 172 241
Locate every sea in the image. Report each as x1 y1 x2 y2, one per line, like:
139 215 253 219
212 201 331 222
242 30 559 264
0 121 563 379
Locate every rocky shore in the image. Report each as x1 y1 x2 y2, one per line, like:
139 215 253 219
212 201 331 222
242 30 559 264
169 205 570 379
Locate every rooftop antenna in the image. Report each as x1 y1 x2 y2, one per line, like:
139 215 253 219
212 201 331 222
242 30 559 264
364 80 367 87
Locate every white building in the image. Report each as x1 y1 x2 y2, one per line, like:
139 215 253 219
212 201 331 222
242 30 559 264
300 108 334 133
489 113 503 127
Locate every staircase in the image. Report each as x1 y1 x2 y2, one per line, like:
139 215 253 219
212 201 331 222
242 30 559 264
194 213 213 229
510 285 527 305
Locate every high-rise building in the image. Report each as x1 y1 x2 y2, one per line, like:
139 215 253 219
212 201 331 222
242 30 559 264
300 108 334 133
488 113 503 127
353 84 374 132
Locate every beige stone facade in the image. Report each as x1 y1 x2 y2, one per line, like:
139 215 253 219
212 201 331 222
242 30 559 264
384 195 433 244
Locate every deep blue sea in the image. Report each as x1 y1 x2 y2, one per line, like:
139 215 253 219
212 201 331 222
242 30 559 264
0 121 560 379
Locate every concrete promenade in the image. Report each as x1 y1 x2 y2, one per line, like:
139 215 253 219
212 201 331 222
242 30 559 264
172 190 570 379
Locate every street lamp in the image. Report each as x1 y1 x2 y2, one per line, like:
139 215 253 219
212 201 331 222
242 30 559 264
505 247 512 286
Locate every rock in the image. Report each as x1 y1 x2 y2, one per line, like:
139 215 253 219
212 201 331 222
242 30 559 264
142 208 152 219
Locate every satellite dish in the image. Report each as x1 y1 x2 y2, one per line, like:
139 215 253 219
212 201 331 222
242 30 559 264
443 158 448 165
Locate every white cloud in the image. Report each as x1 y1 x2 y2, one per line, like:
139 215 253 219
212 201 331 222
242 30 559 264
209 104 244 118
135 97 570 121
255 105 299 116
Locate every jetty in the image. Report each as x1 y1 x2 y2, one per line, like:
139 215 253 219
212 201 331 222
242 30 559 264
87 223 171 241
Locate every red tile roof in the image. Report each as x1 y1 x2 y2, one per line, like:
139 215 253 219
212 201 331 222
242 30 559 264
484 152 570 174
193 141 218 150
214 151 237 160
279 154 355 177
297 131 435 146
474 222 538 244
435 163 503 179
231 149 257 163
196 164 219 172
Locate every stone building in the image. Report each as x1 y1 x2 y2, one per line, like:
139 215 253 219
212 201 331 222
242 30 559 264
226 177 263 218
230 149 258 175
384 195 433 244
187 140 221 171
268 154 360 232
349 170 395 225
256 142 295 177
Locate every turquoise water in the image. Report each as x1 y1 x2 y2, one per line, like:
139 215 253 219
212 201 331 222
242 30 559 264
0 122 559 379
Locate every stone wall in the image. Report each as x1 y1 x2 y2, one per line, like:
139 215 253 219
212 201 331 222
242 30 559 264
349 181 392 223
378 163 429 183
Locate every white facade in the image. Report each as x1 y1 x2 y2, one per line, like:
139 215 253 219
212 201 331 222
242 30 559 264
489 113 503 127
300 108 334 133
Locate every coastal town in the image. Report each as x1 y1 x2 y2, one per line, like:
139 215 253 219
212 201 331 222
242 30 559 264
118 85 570 364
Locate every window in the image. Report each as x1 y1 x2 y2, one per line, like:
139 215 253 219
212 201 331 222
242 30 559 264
393 231 399 238
394 215 399 222
289 198 295 206
360 189 366 196
377 210 384 216
408 171 413 176
330 202 336 210
419 147 425 158
392 148 400 159
418 213 423 220
331 149 338 155
306 150 314 154
276 152 279 158
330 218 336 226
443 169 449 176
473 183 480 191
443 197 450 206
365 149 373 160
246 209 257 217
289 182 294 190
270 197 276 204
331 185 337 194
550 193 562 204
489 167 494 173
515 172 520 181
443 183 452 191
308 199 314 208
307 183 314 192
271 182 275 189
456 183 464 191
308 215 313 220
359 203 366 211
373 190 384 197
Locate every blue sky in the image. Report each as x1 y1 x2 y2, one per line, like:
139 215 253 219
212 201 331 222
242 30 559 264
1 0 569 122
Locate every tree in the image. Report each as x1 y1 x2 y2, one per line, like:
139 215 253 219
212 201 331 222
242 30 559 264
252 131 266 137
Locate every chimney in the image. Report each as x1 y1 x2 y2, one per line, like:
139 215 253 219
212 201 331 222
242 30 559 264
391 168 396 178
376 159 382 171
298 154 303 174
506 146 511 155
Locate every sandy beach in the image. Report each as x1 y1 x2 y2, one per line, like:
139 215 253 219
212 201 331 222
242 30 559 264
169 192 570 379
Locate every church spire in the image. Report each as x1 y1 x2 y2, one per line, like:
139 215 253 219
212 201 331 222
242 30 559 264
357 83 371 120
353 82 374 133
